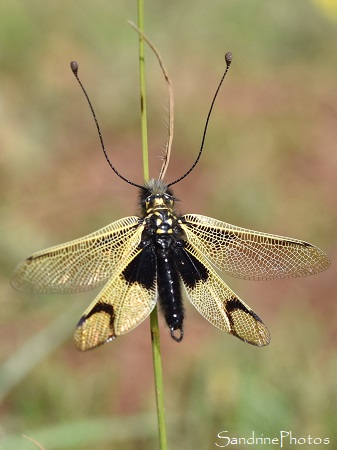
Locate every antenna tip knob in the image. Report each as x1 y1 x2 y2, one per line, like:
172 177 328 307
225 52 233 66
70 61 79 75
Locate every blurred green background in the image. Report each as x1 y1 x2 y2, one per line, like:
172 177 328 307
1 1 336 449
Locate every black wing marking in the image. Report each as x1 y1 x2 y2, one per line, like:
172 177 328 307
175 244 270 346
74 242 157 351
182 214 330 280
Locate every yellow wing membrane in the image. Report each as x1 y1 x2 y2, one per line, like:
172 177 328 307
182 214 330 280
73 247 157 350
181 242 270 346
11 216 140 293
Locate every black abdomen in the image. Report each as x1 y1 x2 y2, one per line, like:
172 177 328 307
155 238 184 342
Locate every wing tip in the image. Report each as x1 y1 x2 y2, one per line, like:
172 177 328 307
230 319 271 347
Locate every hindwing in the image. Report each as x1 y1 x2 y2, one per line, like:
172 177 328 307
74 241 157 350
11 216 141 293
182 214 330 280
175 242 270 346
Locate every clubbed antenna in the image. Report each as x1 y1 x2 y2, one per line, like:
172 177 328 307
167 52 233 187
70 61 143 189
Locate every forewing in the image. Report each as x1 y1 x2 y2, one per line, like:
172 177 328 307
12 216 141 293
176 243 270 346
182 214 330 280
74 243 157 351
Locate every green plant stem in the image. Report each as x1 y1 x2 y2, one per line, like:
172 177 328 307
137 0 149 182
150 305 168 449
136 2 168 449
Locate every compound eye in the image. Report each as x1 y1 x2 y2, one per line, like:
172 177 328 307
163 194 173 206
145 196 152 210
